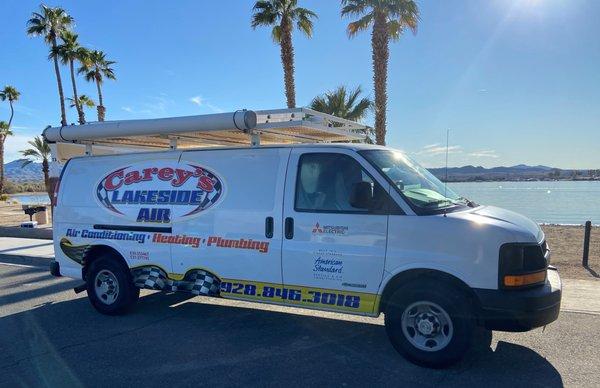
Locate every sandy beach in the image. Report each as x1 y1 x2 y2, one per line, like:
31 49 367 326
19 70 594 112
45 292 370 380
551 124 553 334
542 225 599 280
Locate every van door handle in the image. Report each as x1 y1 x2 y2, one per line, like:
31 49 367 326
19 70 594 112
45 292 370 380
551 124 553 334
284 217 294 239
265 216 274 238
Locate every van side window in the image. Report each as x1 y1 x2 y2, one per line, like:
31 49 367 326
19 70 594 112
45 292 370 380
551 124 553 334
295 153 389 213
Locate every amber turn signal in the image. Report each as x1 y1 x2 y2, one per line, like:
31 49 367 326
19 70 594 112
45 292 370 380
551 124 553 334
504 270 547 287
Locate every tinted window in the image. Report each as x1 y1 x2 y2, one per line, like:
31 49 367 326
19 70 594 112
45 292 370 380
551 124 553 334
295 153 389 213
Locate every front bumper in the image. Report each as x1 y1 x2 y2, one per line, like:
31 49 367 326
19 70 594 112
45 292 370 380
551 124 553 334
474 267 561 332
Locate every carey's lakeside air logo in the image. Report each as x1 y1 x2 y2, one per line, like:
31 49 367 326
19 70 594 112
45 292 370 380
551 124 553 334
96 161 224 223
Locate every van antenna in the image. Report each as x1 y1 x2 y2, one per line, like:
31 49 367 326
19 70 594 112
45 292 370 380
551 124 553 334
444 129 450 217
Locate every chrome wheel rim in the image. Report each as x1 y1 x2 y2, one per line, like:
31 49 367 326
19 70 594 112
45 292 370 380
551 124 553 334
94 269 120 305
401 301 453 352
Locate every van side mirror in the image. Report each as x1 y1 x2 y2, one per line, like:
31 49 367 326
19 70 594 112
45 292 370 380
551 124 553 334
350 181 373 209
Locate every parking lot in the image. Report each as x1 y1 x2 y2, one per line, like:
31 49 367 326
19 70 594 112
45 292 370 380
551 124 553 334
1 258 599 387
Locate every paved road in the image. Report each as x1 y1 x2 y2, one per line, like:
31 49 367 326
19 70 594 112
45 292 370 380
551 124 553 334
0 259 599 387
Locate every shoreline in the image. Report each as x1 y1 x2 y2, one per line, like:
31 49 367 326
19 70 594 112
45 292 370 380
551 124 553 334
9 192 48 196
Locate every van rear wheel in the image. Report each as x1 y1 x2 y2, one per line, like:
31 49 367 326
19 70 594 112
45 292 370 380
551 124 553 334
384 280 474 368
86 255 139 315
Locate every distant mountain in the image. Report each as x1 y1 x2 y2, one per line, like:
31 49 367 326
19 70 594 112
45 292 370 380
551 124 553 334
427 164 580 182
1 160 595 184
4 159 43 182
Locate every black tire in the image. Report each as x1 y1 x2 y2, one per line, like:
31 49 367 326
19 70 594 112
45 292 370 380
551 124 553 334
384 279 475 368
86 255 139 315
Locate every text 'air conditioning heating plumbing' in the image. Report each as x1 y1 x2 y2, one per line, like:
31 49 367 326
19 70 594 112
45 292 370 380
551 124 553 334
96 161 224 223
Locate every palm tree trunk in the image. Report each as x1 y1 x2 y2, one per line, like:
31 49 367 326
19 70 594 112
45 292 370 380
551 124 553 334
52 36 68 126
0 136 4 194
279 17 296 109
69 59 85 125
7 101 14 128
42 158 52 204
372 12 389 146
96 78 105 122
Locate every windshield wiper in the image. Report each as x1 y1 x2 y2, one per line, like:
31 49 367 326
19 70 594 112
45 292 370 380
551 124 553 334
423 199 456 208
458 196 478 208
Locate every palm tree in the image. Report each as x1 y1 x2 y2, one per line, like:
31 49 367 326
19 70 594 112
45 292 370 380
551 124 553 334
53 31 89 124
21 136 52 203
27 5 74 126
67 94 95 111
310 85 372 121
0 121 12 194
310 85 374 143
341 0 419 145
0 86 21 128
252 0 317 108
79 50 116 121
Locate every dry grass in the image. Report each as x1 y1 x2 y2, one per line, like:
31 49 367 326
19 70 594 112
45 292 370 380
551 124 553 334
542 225 599 280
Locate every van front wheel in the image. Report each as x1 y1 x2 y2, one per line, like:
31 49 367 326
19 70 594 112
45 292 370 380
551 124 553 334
384 280 474 368
86 256 139 315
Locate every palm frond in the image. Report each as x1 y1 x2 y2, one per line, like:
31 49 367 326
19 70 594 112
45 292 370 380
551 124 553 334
20 136 50 164
294 7 316 38
271 25 282 42
341 0 370 18
346 13 373 38
251 1 279 28
309 85 372 122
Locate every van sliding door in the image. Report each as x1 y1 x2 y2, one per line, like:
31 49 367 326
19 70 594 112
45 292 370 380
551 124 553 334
170 148 290 296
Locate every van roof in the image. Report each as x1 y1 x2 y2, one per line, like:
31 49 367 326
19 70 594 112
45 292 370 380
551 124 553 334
65 142 393 162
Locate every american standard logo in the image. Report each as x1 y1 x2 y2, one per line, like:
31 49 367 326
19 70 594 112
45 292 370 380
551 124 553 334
96 161 224 223
312 222 348 235
313 249 343 281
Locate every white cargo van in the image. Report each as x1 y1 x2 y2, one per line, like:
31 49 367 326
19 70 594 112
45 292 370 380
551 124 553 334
45 109 561 368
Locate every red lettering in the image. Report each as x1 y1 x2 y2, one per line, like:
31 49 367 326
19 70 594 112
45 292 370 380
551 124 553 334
157 167 174 181
124 170 142 185
198 176 214 192
141 168 158 181
172 168 194 187
104 170 124 191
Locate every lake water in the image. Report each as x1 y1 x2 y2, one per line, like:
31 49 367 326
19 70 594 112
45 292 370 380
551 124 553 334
9 193 50 205
8 182 599 225
449 181 600 225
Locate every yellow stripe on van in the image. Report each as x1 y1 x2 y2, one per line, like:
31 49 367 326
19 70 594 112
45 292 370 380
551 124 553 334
219 278 378 314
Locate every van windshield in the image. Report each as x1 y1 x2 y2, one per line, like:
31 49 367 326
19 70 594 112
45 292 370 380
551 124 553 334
360 149 470 212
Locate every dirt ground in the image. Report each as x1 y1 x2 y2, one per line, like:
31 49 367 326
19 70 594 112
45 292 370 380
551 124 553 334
0 202 52 227
542 225 599 280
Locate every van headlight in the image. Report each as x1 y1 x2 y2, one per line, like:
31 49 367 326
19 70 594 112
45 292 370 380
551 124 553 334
499 243 548 289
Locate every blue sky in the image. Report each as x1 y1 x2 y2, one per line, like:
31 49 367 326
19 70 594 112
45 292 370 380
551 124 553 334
1 0 599 168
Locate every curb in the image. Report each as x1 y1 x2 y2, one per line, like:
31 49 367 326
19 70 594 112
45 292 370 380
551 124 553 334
0 226 52 240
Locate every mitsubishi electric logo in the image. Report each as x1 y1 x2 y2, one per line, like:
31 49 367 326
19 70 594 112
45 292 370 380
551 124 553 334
312 222 348 235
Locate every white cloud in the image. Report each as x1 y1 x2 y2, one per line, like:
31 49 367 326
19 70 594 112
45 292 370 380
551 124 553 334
120 95 175 117
190 96 204 106
469 149 499 158
189 95 224 113
4 135 35 162
417 144 462 156
424 143 440 149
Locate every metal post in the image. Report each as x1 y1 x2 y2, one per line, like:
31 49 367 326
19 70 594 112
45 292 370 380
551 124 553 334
583 220 592 267
250 133 260 147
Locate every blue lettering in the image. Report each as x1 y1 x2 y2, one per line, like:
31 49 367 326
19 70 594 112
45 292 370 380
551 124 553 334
136 208 170 223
